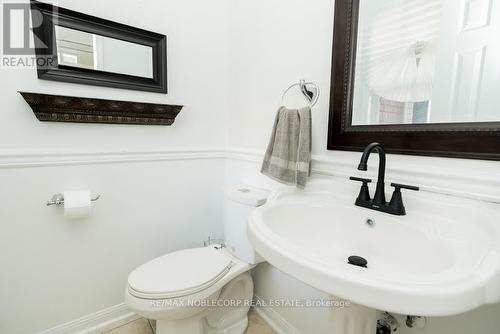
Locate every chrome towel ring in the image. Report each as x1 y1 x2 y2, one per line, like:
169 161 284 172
281 80 320 108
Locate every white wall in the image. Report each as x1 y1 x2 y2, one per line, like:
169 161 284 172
226 0 500 333
1 0 230 152
0 0 230 333
225 0 500 178
0 156 225 334
2 0 500 333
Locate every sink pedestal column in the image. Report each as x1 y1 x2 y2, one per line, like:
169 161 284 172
329 300 379 334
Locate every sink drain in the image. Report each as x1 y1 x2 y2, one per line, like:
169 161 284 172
366 218 375 227
348 255 368 268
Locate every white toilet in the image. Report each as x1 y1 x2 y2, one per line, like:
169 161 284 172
125 185 269 334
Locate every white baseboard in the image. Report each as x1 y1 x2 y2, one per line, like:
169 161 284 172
36 303 139 334
37 298 294 334
252 296 301 334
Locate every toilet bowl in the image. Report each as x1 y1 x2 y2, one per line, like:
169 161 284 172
125 185 269 334
125 245 254 334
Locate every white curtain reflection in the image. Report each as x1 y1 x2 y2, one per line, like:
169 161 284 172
358 0 442 102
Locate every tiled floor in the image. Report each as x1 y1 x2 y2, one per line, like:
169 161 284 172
246 309 277 334
103 318 153 334
101 308 276 334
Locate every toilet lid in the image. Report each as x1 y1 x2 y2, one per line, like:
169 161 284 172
128 247 233 298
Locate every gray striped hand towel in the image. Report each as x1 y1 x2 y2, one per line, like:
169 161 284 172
261 106 311 188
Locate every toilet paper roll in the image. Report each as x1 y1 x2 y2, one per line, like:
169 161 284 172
64 190 91 220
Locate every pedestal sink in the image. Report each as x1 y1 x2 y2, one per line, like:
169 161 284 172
248 178 500 329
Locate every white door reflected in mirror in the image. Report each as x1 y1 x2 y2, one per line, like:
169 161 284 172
352 0 500 125
54 25 154 79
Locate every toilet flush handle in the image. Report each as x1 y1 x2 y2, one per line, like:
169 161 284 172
203 236 225 248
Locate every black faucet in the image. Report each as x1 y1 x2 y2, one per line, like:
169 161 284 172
350 143 419 216
358 142 387 204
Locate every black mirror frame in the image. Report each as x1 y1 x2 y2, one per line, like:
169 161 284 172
327 0 500 161
30 0 167 94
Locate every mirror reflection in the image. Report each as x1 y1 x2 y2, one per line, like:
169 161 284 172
352 0 500 125
55 26 154 78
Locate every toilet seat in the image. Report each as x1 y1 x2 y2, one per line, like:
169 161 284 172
128 247 233 299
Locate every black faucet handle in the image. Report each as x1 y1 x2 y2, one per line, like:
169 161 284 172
350 177 372 202
349 176 372 184
388 183 419 216
390 183 419 192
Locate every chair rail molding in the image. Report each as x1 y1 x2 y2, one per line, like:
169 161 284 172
0 148 226 168
1 148 499 203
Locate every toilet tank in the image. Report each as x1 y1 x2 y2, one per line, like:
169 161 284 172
223 185 270 264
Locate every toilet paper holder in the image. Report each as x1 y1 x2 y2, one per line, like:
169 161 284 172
46 193 101 206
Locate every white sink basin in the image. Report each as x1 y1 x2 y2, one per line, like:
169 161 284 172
248 179 500 316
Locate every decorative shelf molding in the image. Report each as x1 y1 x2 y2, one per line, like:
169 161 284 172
19 92 183 125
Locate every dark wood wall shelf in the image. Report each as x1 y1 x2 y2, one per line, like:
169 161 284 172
20 92 183 126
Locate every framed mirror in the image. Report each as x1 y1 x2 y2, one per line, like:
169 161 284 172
30 0 167 93
328 0 500 160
